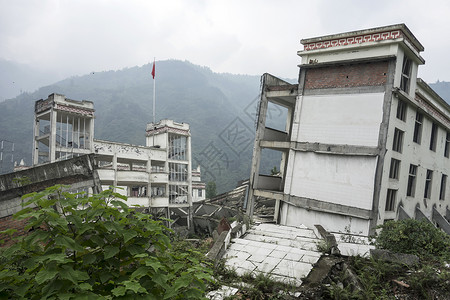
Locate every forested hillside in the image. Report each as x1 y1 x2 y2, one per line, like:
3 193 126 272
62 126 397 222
1 60 448 193
0 60 285 193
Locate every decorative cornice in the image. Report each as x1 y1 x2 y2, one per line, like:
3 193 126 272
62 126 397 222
303 30 403 51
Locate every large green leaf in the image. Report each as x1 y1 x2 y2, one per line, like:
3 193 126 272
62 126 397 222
103 245 120 259
35 269 59 285
55 235 84 252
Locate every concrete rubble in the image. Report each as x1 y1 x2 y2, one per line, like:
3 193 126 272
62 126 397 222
223 223 322 286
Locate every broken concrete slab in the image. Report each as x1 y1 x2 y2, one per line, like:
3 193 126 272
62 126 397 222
370 249 419 267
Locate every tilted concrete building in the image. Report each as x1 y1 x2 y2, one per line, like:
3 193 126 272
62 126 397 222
33 94 197 227
248 24 450 236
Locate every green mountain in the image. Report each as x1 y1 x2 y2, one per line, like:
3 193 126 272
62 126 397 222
3 60 446 193
0 60 275 193
429 81 450 105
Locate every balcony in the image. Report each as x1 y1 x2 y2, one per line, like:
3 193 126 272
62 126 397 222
117 171 148 183
151 173 168 183
151 197 169 207
126 197 149 207
97 169 115 182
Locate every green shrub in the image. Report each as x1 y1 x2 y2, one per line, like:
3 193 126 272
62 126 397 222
374 219 450 260
0 185 213 299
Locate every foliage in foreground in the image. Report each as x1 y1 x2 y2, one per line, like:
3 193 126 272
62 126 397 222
374 219 450 261
324 219 450 299
0 185 213 299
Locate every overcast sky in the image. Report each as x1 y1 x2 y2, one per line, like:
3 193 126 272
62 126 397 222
1 0 449 83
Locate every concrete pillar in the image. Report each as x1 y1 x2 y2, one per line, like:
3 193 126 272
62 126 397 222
49 108 57 162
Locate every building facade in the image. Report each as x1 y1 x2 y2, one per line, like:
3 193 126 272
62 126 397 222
33 94 196 227
248 24 450 236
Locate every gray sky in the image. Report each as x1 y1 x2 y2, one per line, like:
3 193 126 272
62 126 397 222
1 0 449 82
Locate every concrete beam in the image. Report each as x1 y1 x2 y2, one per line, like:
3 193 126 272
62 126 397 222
292 142 380 156
284 194 372 220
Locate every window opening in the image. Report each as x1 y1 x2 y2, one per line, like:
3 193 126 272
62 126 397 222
407 164 417 197
424 169 433 199
392 128 404 153
413 112 423 144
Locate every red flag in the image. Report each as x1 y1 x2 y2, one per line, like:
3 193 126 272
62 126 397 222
151 61 155 79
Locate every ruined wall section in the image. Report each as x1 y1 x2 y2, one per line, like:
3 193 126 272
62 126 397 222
304 61 388 90
0 154 100 245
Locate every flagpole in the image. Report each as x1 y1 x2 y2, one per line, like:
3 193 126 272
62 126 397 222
153 58 156 125
152 58 156 146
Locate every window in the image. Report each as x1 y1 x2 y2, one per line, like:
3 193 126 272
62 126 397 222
424 169 433 199
389 158 401 179
168 134 187 160
169 184 188 204
385 189 397 211
429 123 438 151
151 186 165 197
396 100 407 121
198 189 203 197
169 163 187 182
392 128 404 153
413 112 423 144
440 174 447 200
445 132 450 158
130 186 146 197
407 164 417 197
400 56 411 93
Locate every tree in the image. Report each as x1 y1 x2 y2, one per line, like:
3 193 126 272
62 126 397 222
0 185 213 299
205 181 217 199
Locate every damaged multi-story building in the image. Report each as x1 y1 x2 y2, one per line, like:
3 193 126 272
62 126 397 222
248 24 450 236
32 93 205 226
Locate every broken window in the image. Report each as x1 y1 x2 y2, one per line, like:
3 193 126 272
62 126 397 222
407 164 417 197
445 131 449 158
130 185 147 197
396 100 407 122
392 128 404 153
385 189 397 211
440 174 447 200
151 186 165 197
169 184 188 204
389 158 401 180
413 111 423 144
168 134 187 160
424 169 433 199
169 163 187 182
429 123 438 152
400 56 411 93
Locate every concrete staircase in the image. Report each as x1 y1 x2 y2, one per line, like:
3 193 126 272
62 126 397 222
223 223 323 286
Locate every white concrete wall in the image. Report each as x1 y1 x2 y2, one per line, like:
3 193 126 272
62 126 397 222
295 93 384 146
280 202 371 236
287 152 377 210
379 96 450 222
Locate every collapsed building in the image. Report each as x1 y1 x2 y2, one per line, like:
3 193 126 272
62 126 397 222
31 93 205 226
248 24 450 236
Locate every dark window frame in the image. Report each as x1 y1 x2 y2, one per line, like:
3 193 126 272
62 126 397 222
396 100 407 121
413 111 423 144
407 164 417 197
385 189 397 211
389 158 401 179
393 128 404 153
429 122 438 152
424 169 433 199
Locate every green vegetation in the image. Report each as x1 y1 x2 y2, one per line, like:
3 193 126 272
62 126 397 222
206 181 217 199
374 219 450 261
0 185 213 299
324 219 450 300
